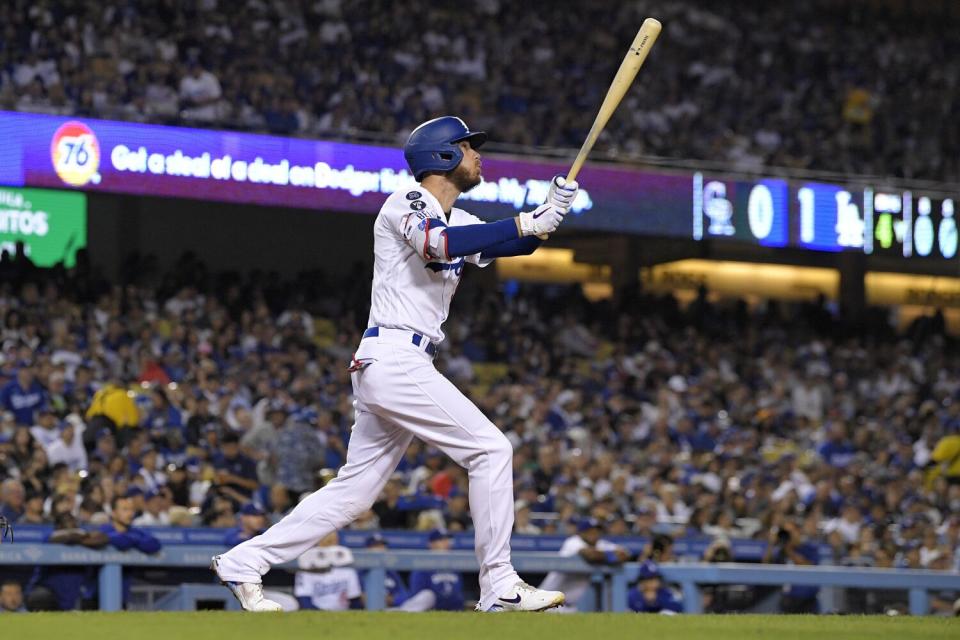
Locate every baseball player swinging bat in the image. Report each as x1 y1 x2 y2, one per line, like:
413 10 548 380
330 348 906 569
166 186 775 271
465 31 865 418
210 20 660 616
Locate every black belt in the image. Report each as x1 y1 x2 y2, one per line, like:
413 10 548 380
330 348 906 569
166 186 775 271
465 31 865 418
362 327 437 357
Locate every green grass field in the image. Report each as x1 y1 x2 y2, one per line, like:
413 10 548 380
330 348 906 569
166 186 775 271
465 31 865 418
2 612 956 640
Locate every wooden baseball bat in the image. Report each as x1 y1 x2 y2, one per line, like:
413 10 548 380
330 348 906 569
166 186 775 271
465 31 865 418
565 18 662 183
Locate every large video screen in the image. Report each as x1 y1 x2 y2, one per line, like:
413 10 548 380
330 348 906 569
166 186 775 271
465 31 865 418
0 111 690 237
0 111 956 263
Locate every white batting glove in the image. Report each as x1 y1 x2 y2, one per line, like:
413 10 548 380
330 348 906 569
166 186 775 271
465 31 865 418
518 204 566 236
546 175 579 213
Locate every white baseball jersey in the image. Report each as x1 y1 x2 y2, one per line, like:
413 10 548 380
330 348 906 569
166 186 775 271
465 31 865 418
539 535 621 608
294 567 362 610
367 186 491 344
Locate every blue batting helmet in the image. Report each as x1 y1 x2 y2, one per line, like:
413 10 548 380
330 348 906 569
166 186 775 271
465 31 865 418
404 116 487 181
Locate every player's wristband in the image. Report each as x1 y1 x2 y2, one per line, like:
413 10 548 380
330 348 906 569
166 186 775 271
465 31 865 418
442 218 521 258
604 550 619 564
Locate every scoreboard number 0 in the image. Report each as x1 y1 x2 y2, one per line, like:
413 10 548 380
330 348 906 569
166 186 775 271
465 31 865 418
914 196 934 257
939 199 957 259
747 184 774 241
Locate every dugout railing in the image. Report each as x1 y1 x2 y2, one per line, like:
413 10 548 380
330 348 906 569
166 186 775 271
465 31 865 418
2 544 958 614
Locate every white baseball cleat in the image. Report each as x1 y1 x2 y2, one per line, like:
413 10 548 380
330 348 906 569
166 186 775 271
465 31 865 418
487 582 565 612
211 555 283 612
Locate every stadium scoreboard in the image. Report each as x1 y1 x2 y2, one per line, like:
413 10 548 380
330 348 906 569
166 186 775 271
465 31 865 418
694 172 958 260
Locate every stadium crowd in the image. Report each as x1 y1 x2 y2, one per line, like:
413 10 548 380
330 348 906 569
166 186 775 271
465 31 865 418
0 248 958 604
1 0 958 182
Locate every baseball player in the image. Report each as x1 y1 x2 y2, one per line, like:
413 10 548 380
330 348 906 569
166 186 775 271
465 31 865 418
213 116 579 612
627 561 684 614
397 529 464 612
293 534 363 611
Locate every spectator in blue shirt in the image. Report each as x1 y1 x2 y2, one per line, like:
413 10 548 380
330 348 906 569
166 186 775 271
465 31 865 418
100 494 162 554
627 561 683 614
0 362 45 426
212 432 259 502
402 530 464 611
362 533 409 607
670 416 715 453
818 424 856 468
223 503 268 547
144 387 183 431
97 494 162 608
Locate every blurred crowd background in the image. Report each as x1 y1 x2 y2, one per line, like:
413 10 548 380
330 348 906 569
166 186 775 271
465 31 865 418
1 252 958 586
2 0 959 181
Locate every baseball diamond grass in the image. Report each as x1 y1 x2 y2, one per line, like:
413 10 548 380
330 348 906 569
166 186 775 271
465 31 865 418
2 612 957 640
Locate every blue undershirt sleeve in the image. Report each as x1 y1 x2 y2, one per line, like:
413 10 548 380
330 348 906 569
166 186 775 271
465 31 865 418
442 218 520 258
480 236 543 259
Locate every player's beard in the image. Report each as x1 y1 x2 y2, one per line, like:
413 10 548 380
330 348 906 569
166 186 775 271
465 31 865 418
449 163 482 193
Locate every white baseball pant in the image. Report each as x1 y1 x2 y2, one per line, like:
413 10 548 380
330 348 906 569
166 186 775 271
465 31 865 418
214 330 520 611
